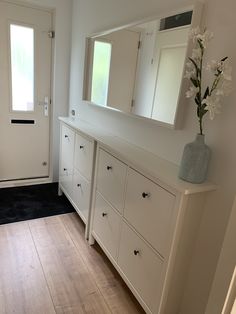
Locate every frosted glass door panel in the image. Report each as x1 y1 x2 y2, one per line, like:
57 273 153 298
152 45 186 124
10 24 34 111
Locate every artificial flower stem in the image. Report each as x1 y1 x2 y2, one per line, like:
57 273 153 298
199 116 203 135
198 42 204 135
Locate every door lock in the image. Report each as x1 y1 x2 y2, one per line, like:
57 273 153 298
38 96 49 116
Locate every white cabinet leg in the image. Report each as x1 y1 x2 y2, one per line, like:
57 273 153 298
89 234 95 245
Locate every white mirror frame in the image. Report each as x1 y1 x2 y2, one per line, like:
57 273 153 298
83 1 204 130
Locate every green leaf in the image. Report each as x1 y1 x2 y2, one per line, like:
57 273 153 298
201 103 207 110
201 109 208 117
197 106 200 118
198 39 205 52
195 96 200 106
189 57 200 73
221 56 228 62
190 78 199 87
203 87 210 99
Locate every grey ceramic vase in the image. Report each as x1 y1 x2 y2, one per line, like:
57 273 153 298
179 134 211 184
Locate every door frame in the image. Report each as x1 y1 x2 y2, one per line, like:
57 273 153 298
0 0 55 188
222 266 236 314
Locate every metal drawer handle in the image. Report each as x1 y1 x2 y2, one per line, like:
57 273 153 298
77 184 81 187
79 145 84 149
134 250 140 256
102 212 107 217
142 192 150 199
106 166 112 171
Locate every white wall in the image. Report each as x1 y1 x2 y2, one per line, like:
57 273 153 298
206 195 236 313
69 0 236 313
18 0 72 181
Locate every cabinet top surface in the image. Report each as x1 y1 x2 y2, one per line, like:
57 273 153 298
59 117 216 195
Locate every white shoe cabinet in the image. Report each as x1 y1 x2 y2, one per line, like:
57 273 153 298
59 122 94 236
59 117 216 314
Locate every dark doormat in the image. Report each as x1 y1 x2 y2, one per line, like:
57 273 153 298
0 183 75 225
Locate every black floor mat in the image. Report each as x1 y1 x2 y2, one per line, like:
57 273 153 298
0 183 75 225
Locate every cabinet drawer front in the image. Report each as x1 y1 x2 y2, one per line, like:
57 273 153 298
61 124 75 167
74 133 94 181
124 168 175 256
118 222 163 313
93 193 121 261
73 169 90 222
97 149 127 214
60 162 73 198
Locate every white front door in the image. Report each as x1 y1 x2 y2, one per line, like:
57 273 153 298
0 2 52 181
151 26 189 124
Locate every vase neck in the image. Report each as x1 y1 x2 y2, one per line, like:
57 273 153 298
195 134 205 144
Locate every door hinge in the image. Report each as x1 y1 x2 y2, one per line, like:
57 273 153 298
48 31 55 39
138 40 141 49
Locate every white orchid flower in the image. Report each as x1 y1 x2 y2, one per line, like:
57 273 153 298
186 61 194 68
191 48 202 61
185 27 232 133
202 96 221 120
189 27 201 41
202 30 214 48
222 63 232 81
206 60 218 72
185 61 196 79
184 70 195 79
196 30 213 48
215 89 224 96
186 86 199 98
206 60 232 81
216 80 233 96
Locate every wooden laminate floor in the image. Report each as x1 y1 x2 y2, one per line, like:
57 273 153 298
0 213 145 314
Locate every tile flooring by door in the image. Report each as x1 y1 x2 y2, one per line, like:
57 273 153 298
0 213 144 313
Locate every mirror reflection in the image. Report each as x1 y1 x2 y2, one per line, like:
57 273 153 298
84 11 193 126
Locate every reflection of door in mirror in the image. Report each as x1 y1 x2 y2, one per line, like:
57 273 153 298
133 25 189 124
132 20 159 118
90 30 140 112
151 27 189 124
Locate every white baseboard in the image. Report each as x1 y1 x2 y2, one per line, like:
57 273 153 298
0 177 53 188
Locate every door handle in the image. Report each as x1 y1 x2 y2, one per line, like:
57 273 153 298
38 96 49 116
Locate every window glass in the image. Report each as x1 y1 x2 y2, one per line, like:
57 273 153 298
10 24 34 111
91 40 112 107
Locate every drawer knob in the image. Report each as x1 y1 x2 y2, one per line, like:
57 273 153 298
79 145 84 149
64 135 68 138
63 168 67 171
142 192 150 199
134 250 140 256
102 212 107 217
77 184 81 187
106 166 112 170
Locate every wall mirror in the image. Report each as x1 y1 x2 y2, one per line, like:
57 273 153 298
83 4 203 128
